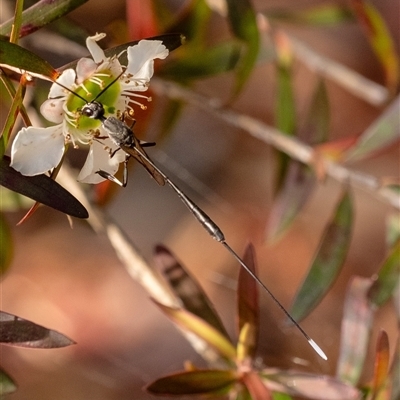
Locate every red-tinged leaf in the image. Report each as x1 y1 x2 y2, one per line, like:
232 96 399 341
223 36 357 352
262 369 361 400
242 371 273 400
0 213 13 275
0 311 75 348
126 0 157 40
154 245 229 339
0 156 88 219
267 4 354 26
0 40 58 81
367 240 400 307
315 136 360 162
146 369 237 396
0 0 89 38
152 300 236 361
226 0 260 96
350 0 399 92
336 276 375 385
388 342 400 400
237 244 259 359
345 96 400 162
370 330 390 400
290 189 353 321
0 367 17 395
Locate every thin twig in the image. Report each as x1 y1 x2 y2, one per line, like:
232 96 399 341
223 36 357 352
151 78 399 210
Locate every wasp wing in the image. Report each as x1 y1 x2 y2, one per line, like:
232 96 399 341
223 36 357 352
120 142 165 186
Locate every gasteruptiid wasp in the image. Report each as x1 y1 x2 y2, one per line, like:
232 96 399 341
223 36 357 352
22 37 328 361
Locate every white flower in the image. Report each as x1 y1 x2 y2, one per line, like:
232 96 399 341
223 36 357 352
11 33 169 183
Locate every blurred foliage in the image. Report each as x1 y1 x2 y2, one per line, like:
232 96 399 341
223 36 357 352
0 0 399 398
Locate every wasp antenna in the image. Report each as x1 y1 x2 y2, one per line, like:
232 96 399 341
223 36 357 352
52 79 88 103
92 69 126 103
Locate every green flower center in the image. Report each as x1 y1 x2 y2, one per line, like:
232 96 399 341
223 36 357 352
66 72 121 131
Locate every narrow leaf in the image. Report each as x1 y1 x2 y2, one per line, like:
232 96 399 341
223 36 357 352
275 33 296 136
226 0 260 96
345 96 400 161
290 189 353 321
0 156 88 219
0 0 89 38
0 311 75 348
153 300 236 361
367 240 400 307
0 212 13 275
0 74 27 155
371 330 390 400
266 80 330 241
0 367 17 395
154 245 229 338
146 369 237 396
336 276 375 385
0 40 58 81
237 243 259 359
263 369 361 400
351 0 399 92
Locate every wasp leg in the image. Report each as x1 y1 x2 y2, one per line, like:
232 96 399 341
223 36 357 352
96 153 130 187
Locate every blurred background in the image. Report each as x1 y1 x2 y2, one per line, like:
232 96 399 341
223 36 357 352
1 0 399 399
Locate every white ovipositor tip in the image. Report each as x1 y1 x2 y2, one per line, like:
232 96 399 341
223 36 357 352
309 339 328 360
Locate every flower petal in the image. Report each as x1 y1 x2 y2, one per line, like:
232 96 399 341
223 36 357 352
11 125 65 176
48 68 76 99
86 33 107 64
76 57 98 84
40 98 65 123
125 40 168 85
77 138 125 184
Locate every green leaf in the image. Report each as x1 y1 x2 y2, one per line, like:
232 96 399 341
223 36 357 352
351 0 399 92
0 212 13 275
290 189 353 321
345 96 400 161
0 75 27 156
0 311 75 348
154 245 229 339
0 367 17 395
267 4 354 26
226 0 260 96
237 244 259 359
0 39 58 81
266 81 330 241
153 300 236 361
275 35 296 136
367 240 400 307
0 156 88 219
336 276 374 385
146 369 237 396
0 0 89 38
